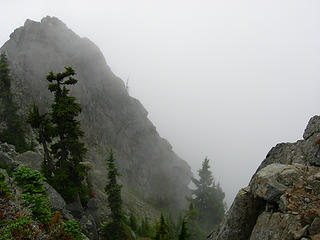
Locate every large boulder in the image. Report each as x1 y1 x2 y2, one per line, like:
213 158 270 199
16 151 42 172
0 151 18 170
208 187 265 240
208 115 320 240
249 212 305 240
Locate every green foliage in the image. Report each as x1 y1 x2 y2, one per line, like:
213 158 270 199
62 219 86 240
0 171 11 199
102 148 130 240
138 217 154 238
185 202 206 240
26 104 54 178
14 166 46 194
154 213 169 240
27 67 89 203
129 212 138 232
0 53 29 153
191 158 225 233
105 148 125 223
13 166 52 225
178 218 190 240
0 216 38 240
21 193 52 225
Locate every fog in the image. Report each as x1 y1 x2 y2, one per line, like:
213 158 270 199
1 0 320 206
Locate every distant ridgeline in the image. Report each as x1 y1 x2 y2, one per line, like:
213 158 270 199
0 16 227 240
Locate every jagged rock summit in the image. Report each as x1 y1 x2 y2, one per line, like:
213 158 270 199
209 116 320 240
0 16 191 217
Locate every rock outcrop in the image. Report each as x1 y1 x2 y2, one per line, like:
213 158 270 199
0 16 192 217
209 116 320 240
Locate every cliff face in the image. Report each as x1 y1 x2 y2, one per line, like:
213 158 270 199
0 16 191 216
209 116 320 240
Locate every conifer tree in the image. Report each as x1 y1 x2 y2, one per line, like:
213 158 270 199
155 213 169 240
138 217 153 238
0 53 28 153
102 148 127 240
28 67 89 203
129 212 138 233
185 202 206 240
178 217 190 240
191 157 225 233
27 104 54 177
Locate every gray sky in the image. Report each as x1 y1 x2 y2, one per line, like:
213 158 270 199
1 0 320 206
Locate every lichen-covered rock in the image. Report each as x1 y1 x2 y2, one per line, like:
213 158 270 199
250 164 288 202
249 212 304 240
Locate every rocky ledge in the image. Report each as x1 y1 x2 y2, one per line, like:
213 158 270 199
209 116 320 240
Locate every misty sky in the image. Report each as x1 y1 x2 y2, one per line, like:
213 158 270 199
1 0 320 206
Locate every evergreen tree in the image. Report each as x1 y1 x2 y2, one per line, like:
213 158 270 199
185 202 206 240
155 213 169 240
191 157 225 233
47 67 88 202
27 67 89 203
138 217 153 238
102 148 127 240
129 212 138 233
0 53 28 153
178 218 190 240
26 104 54 177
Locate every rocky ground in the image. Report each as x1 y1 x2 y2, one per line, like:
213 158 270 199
209 116 320 240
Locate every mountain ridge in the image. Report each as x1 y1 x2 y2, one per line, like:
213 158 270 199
0 16 192 218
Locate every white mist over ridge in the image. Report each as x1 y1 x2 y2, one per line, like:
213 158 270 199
1 0 320 206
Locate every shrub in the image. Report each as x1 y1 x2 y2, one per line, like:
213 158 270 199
0 171 11 199
0 216 39 240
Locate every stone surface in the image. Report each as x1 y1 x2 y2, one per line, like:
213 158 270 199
249 212 303 240
208 116 320 240
43 182 66 212
309 218 320 235
250 164 289 202
0 151 18 170
79 214 98 240
16 151 42 172
208 187 265 240
66 194 84 219
303 116 320 140
85 198 100 228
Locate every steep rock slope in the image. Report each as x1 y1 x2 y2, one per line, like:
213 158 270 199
209 116 320 240
0 16 191 216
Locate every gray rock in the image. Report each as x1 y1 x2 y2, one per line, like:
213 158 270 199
79 214 98 240
86 198 100 228
0 151 18 170
209 187 265 240
43 182 66 212
303 115 320 140
250 164 288 202
66 194 84 218
0 142 18 158
249 212 303 240
16 151 42 172
309 218 320 235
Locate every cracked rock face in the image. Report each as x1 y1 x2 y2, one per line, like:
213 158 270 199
209 116 320 240
1 16 192 217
